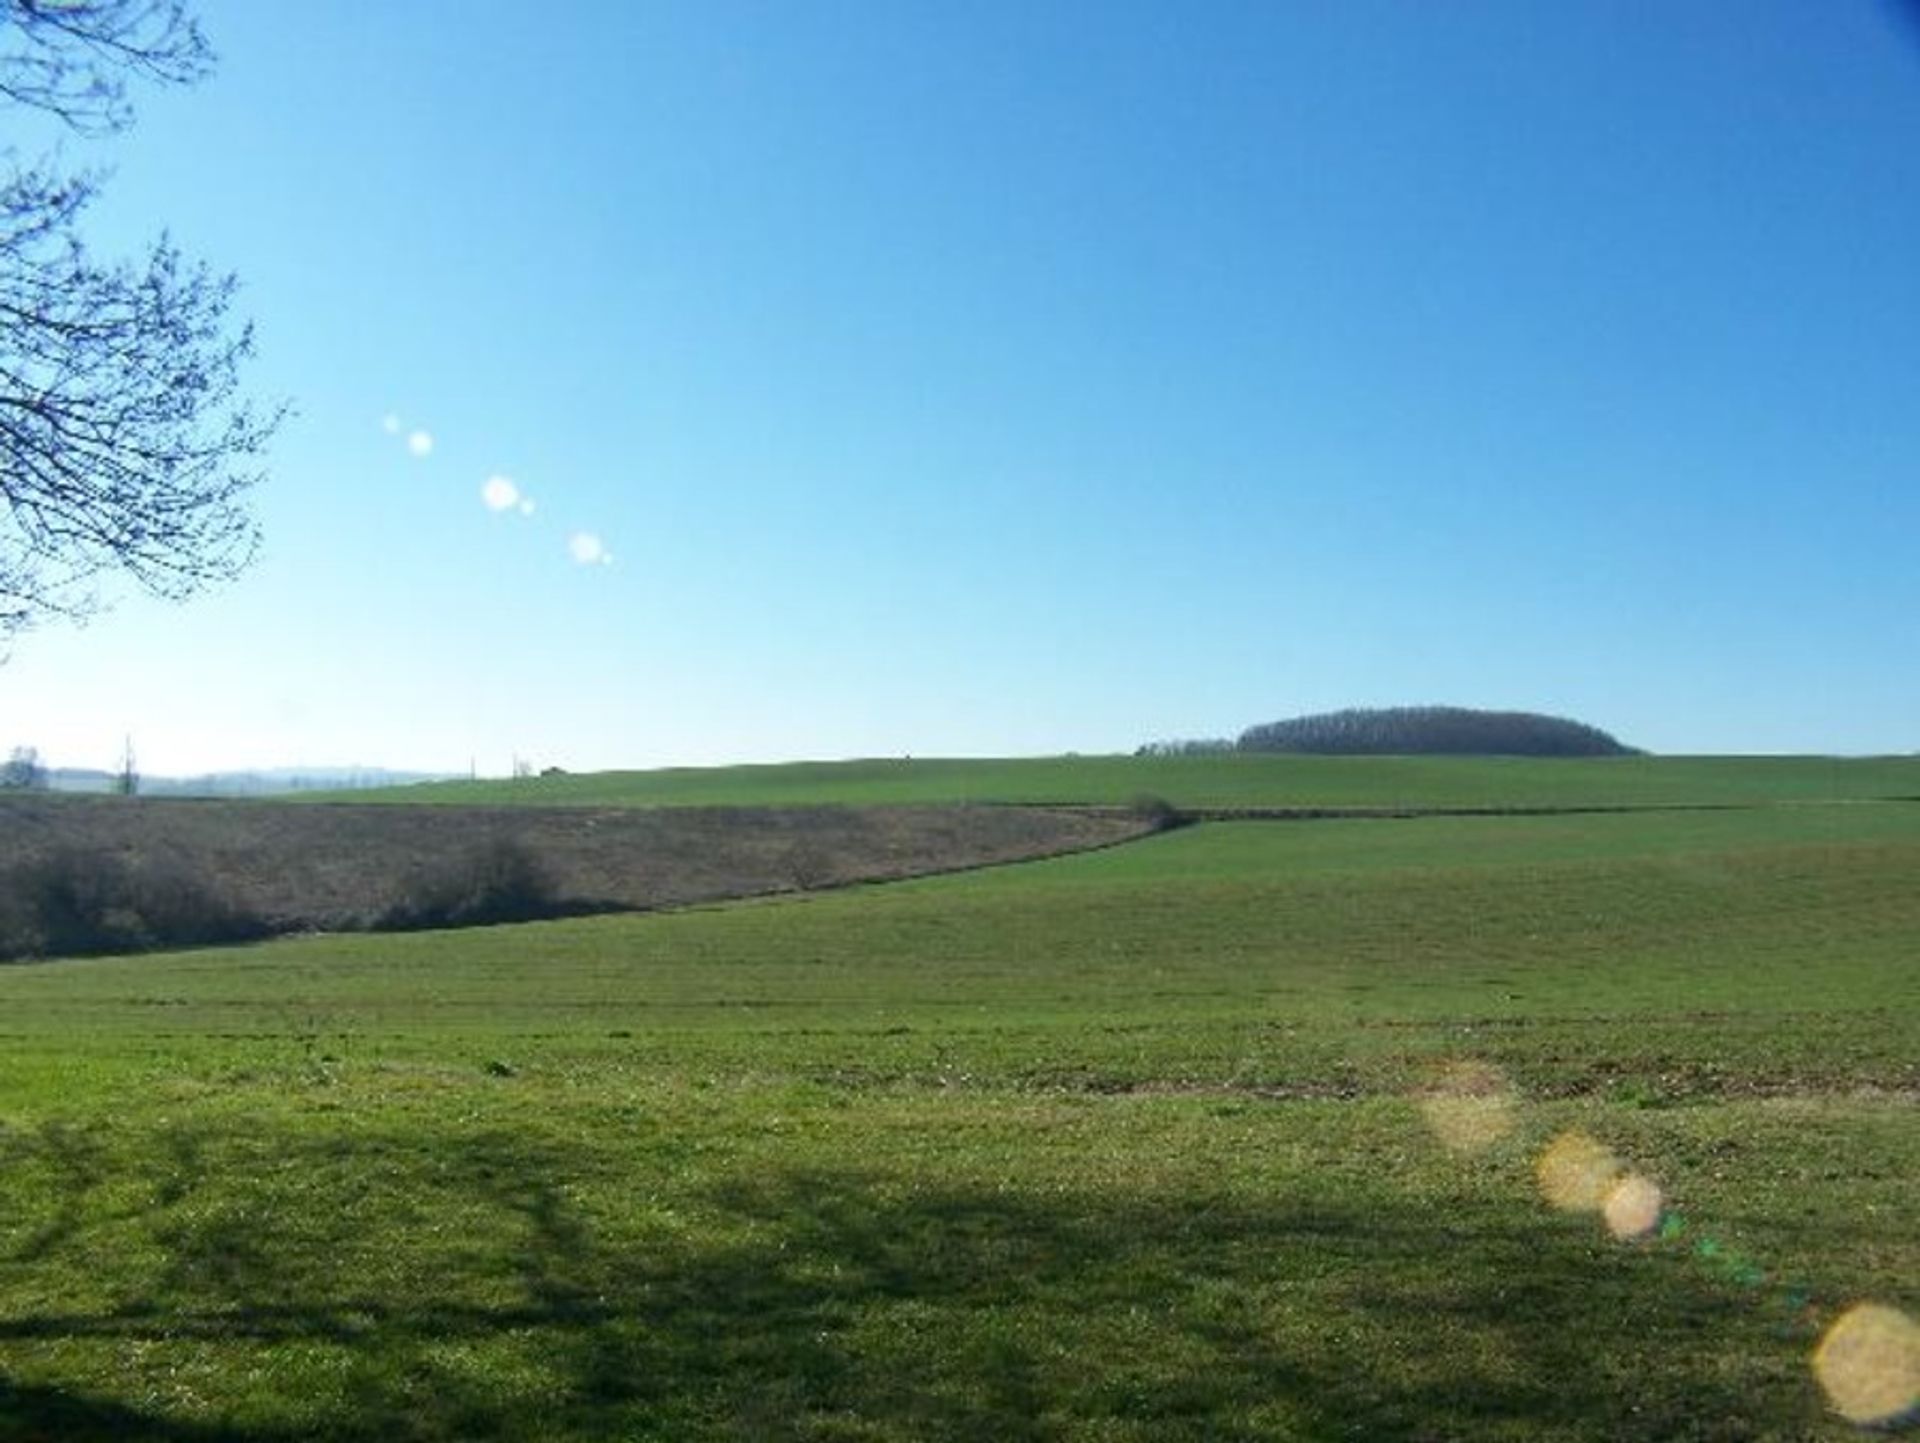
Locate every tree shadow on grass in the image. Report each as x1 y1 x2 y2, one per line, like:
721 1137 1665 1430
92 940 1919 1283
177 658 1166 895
0 1121 1833 1442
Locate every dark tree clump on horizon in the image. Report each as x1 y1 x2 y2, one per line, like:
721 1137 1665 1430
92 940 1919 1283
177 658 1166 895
1234 707 1641 757
0 0 280 647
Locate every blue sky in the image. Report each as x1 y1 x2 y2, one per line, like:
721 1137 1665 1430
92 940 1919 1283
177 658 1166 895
7 1 1918 774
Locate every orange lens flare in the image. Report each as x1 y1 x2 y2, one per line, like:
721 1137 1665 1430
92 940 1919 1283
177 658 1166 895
1535 1130 1622 1213
1418 1060 1518 1156
1602 1173 1664 1240
1814 1303 1920 1428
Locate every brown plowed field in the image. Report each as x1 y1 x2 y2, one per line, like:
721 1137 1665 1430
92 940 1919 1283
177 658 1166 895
0 795 1148 933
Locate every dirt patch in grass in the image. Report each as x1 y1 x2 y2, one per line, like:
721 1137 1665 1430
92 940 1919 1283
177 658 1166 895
0 796 1146 954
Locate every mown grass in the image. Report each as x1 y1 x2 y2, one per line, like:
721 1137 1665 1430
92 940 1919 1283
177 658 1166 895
1 803 1916 1439
320 752 1920 811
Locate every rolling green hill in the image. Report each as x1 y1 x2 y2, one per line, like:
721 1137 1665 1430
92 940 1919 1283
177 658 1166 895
319 751 1920 811
1 803 1914 1438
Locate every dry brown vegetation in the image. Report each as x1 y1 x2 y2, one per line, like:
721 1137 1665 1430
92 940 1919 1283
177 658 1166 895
0 795 1148 957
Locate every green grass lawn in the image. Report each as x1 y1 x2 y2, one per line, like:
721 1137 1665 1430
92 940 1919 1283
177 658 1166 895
316 751 1920 812
2 803 1916 1439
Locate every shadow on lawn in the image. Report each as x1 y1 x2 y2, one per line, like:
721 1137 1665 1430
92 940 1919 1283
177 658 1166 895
0 1120 1819 1442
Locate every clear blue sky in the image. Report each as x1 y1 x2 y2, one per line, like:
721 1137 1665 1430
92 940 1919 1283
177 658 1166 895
7 1 1918 774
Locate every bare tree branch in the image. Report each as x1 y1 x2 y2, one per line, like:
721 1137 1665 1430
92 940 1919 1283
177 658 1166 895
1 0 277 647
1 0 212 133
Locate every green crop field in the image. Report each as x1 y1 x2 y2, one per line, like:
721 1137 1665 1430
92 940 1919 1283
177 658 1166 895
325 751 1920 812
2 800 1917 1439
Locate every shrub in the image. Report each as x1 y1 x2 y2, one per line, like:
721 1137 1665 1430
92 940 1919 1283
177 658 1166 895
1133 738 1233 758
785 840 835 891
0 847 268 961
1128 793 1190 832
377 837 560 931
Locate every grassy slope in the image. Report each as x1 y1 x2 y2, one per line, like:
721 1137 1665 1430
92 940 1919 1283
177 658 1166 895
319 752 1920 811
2 803 1916 1439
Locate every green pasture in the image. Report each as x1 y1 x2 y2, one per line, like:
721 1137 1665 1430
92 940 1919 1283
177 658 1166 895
325 751 1920 811
2 803 1917 1439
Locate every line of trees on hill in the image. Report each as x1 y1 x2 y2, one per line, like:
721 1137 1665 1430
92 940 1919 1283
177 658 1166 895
1139 707 1641 758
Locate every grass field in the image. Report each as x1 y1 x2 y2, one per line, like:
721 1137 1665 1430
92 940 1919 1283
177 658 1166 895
325 752 1920 812
2 798 1916 1438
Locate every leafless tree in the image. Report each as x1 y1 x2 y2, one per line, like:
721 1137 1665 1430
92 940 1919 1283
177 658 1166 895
114 732 137 794
1 742 47 788
1 1 280 647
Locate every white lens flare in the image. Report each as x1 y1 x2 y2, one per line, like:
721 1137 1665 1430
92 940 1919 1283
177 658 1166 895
568 531 611 566
481 475 521 512
1815 1304 1920 1427
407 429 434 457
519 499 536 516
380 413 402 434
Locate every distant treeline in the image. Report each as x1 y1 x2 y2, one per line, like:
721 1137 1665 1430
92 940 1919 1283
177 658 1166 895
24 766 455 797
1139 706 1641 759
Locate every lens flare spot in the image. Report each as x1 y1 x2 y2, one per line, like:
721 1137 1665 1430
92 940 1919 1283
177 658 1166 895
380 412 402 434
1536 1130 1622 1213
519 498 536 516
568 531 609 566
1603 1173 1664 1240
407 429 435 457
481 475 521 512
1417 1060 1518 1155
1814 1304 1920 1428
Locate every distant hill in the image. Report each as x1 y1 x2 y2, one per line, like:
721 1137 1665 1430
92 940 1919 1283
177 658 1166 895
320 752 1920 814
1234 706 1640 758
48 767 457 797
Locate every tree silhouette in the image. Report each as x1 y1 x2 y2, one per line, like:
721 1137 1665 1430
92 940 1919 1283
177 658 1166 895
1 743 48 789
1236 706 1639 757
1 1 280 647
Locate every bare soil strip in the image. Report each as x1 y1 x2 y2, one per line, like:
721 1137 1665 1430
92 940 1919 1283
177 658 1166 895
0 796 1148 935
